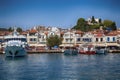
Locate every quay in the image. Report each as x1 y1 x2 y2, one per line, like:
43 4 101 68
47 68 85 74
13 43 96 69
108 50 120 53
27 50 63 53
1 50 120 54
0 50 63 54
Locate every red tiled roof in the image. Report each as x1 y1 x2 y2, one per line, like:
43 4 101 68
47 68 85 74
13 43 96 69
105 31 117 36
60 31 64 35
95 34 104 37
21 31 28 35
75 30 83 34
0 31 10 36
44 31 48 35
29 29 37 33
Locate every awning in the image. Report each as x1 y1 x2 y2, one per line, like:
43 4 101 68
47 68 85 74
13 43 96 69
29 44 46 47
106 43 119 46
59 44 74 47
94 43 106 47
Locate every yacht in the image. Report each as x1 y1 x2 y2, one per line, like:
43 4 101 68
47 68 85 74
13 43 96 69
3 28 28 57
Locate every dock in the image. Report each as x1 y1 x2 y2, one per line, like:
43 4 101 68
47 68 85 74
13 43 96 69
0 50 63 54
27 50 63 53
108 50 120 53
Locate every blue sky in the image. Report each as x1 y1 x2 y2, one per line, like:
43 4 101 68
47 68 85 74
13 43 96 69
0 0 120 29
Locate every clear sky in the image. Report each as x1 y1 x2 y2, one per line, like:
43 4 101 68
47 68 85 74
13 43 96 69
0 0 120 29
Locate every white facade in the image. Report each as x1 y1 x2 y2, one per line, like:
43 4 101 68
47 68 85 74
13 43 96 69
27 32 38 45
82 32 95 43
105 36 117 42
38 32 47 46
47 27 61 37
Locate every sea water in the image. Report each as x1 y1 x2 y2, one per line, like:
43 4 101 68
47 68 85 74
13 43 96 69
0 53 120 80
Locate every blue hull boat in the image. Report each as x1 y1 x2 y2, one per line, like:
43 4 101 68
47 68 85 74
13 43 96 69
64 49 78 55
5 46 27 57
96 49 107 54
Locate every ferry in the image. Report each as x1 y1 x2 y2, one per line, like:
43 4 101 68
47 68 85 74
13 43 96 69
3 28 28 57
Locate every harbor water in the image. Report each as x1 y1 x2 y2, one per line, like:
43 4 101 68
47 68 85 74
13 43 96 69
0 53 120 80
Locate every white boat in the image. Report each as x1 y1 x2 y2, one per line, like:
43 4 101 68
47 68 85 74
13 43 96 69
79 44 96 54
3 28 28 57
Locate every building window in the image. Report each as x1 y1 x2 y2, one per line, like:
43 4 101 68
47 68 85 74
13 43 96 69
30 38 37 42
66 39 68 42
30 38 33 41
70 39 72 42
34 38 36 41
100 38 103 42
83 38 91 42
77 38 80 41
96 38 98 42
107 37 110 42
113 37 115 42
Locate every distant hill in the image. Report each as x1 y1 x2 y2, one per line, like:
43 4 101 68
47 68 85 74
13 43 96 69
0 28 8 31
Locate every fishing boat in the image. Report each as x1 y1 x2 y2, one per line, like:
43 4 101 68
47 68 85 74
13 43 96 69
64 48 78 55
79 44 96 54
3 28 28 57
95 47 107 54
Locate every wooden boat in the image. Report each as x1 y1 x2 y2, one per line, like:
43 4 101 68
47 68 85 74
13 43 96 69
79 44 96 54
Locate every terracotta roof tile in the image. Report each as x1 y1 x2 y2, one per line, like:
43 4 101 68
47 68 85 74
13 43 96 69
105 31 117 36
29 29 37 33
75 30 83 34
21 31 28 35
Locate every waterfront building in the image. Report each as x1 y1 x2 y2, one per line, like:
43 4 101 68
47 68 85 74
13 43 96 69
0 31 5 49
93 30 106 47
47 27 61 37
2 26 120 50
0 31 10 49
105 31 119 49
38 31 47 47
116 30 120 44
27 29 38 46
60 30 76 48
81 32 95 44
74 30 83 46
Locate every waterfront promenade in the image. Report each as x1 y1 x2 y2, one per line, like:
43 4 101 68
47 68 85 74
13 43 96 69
27 49 63 53
0 49 63 54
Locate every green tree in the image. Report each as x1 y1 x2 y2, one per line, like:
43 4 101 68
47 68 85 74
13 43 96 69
91 16 96 23
46 35 63 49
73 18 87 32
8 27 13 32
17 27 22 32
99 18 102 23
111 22 117 30
89 24 100 30
103 20 117 30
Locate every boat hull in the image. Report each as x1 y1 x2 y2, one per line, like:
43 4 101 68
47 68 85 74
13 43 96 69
5 46 27 57
79 50 96 54
64 49 78 55
96 49 107 54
